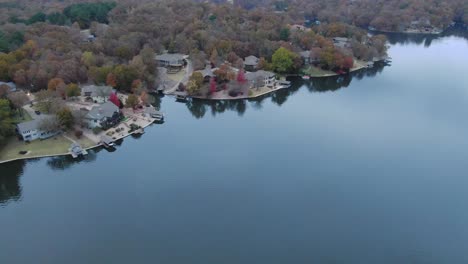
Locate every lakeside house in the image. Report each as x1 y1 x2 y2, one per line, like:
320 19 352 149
81 85 113 103
17 116 60 141
196 66 215 82
245 70 277 89
155 53 188 73
333 37 350 48
244 55 259 71
0 81 16 92
85 101 120 129
299 50 312 65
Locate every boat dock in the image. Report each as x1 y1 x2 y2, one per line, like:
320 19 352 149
100 135 115 148
69 143 88 158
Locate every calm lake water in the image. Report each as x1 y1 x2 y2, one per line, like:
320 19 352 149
1 30 468 263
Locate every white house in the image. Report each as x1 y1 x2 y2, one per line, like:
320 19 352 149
245 70 277 89
85 101 120 128
17 116 60 141
81 85 113 103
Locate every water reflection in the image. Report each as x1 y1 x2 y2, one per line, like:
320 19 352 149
184 62 387 117
378 26 468 46
0 160 25 205
46 149 99 171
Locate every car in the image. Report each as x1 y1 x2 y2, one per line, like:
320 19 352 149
35 110 41 115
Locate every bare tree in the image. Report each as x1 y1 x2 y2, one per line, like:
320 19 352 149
7 91 29 118
38 116 61 132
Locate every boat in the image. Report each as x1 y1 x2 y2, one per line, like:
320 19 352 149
278 80 291 88
150 111 164 121
302 75 310 80
175 94 187 102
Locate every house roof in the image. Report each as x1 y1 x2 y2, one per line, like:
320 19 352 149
333 37 349 43
0 81 16 92
244 55 259 66
299 50 310 58
16 115 53 134
86 101 119 120
81 85 113 98
155 53 187 62
245 70 276 81
196 66 215 78
17 119 40 134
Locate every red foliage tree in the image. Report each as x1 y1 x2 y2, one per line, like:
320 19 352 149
343 56 354 70
109 92 120 108
210 77 217 94
236 69 247 84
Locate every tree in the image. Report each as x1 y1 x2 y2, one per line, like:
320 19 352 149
131 79 143 94
106 73 117 88
38 116 61 132
125 94 139 108
81 51 96 68
48 78 65 91
7 91 29 118
72 109 88 128
187 80 200 95
272 47 298 73
109 92 120 108
343 56 354 70
113 65 139 92
27 12 46 25
0 84 10 98
210 48 219 66
140 91 149 105
65 83 81 98
209 77 217 94
280 28 290 41
35 90 63 114
56 108 74 130
0 99 14 144
236 70 247 84
190 72 204 88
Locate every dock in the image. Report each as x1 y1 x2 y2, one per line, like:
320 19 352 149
69 143 88 158
100 135 115 148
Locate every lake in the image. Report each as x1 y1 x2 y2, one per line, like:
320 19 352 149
1 29 468 263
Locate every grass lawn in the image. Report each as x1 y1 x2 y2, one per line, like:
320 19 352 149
11 109 33 124
302 66 336 77
167 69 185 82
64 132 97 148
0 135 73 161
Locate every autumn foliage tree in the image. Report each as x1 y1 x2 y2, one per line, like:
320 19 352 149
47 78 65 91
109 92 120 108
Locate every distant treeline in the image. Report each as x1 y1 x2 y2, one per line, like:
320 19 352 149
9 2 116 29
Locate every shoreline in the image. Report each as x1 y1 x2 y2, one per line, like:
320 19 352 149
0 113 157 165
188 85 289 101
302 60 368 78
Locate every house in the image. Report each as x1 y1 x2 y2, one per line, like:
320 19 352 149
17 116 60 141
244 55 259 71
85 101 120 129
81 85 113 103
196 66 215 82
80 29 96 42
0 81 16 92
299 50 311 65
155 53 187 73
332 37 350 48
245 70 277 89
289 24 310 32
